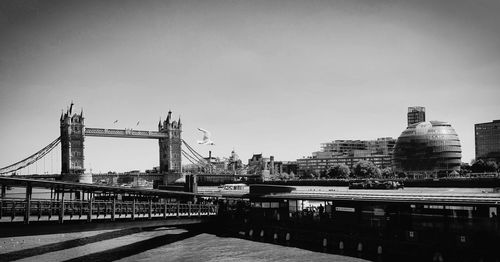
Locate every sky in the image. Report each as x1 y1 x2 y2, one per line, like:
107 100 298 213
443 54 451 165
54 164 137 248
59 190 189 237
1 0 499 173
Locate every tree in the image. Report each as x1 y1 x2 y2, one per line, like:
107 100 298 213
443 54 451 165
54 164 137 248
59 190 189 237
486 161 499 172
459 162 471 176
471 159 486 173
327 164 351 178
353 160 381 178
279 172 290 180
381 167 394 178
313 170 321 179
319 169 329 179
300 169 315 179
460 162 471 171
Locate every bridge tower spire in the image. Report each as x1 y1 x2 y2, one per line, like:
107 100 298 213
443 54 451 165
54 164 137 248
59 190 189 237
60 103 86 182
158 111 182 184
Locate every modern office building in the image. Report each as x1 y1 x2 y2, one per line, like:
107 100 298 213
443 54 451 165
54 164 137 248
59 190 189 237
407 106 426 126
298 138 396 174
393 121 462 173
317 138 396 158
475 119 500 161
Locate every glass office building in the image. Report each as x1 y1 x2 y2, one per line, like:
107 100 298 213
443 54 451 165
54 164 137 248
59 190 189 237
475 120 500 161
393 121 462 172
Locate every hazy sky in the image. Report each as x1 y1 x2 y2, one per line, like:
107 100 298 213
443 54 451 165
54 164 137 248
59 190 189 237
1 0 499 173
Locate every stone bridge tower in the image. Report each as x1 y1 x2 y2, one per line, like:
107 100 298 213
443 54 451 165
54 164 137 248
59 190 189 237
158 111 182 184
60 102 86 182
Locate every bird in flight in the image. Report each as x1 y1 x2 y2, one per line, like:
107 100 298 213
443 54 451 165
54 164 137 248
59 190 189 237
197 128 215 145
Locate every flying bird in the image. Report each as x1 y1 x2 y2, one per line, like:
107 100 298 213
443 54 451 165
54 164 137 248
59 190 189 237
197 128 215 145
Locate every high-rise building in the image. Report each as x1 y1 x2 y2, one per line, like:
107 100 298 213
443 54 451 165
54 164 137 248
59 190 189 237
407 106 426 126
475 120 500 161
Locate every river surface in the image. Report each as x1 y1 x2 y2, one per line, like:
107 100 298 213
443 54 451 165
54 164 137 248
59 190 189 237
0 227 368 262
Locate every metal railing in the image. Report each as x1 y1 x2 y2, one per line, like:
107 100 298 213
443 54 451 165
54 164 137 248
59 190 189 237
0 198 218 224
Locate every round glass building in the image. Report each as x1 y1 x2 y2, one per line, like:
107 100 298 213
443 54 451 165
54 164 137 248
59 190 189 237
393 121 462 172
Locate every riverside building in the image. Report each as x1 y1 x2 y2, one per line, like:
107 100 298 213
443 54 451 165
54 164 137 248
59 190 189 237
248 154 283 180
297 138 396 174
393 121 462 175
475 119 500 162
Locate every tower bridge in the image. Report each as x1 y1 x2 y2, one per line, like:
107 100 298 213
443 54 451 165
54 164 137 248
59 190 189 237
60 102 182 185
0 102 223 184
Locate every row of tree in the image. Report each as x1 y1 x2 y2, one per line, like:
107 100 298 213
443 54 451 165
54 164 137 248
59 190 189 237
300 160 391 179
461 159 499 173
298 159 500 180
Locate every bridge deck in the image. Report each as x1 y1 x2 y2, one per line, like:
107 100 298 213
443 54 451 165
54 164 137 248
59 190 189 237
84 127 168 139
0 177 220 226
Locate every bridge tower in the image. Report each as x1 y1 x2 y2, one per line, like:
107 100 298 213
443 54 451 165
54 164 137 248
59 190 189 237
60 102 88 182
158 111 182 184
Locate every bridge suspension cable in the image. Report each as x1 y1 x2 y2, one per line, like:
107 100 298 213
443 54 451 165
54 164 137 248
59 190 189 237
181 150 203 166
0 137 61 175
181 139 226 173
181 145 210 168
181 140 207 162
183 140 238 175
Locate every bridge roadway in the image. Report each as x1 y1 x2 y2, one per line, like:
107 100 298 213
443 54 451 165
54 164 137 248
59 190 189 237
0 177 218 229
84 127 168 139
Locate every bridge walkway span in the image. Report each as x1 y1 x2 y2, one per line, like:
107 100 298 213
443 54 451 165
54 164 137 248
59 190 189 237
0 177 219 233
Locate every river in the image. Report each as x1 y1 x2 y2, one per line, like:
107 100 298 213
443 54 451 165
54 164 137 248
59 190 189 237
0 227 368 262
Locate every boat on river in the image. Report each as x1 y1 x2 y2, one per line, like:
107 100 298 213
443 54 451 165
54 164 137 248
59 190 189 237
348 179 404 189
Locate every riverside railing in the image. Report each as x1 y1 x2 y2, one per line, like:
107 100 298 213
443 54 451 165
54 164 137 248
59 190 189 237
0 198 218 224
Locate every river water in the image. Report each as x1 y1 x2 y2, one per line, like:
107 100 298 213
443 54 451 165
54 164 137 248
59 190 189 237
0 227 368 262
117 228 367 262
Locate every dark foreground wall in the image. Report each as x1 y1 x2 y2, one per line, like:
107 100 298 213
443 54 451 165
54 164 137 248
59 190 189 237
212 199 500 262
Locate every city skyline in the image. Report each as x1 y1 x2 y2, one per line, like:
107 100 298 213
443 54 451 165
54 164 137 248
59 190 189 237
1 0 500 173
